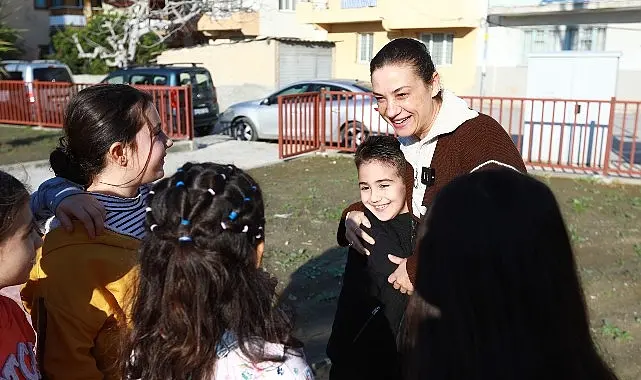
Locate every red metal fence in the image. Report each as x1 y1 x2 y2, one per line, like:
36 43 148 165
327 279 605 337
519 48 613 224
0 81 194 140
279 91 641 178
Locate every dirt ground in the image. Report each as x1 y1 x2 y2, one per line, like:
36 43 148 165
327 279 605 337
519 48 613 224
0 125 60 165
248 155 641 380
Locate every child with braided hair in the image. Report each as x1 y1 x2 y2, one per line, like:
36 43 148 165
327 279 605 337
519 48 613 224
121 162 314 380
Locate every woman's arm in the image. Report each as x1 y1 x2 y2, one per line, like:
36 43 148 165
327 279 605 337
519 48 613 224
30 177 105 238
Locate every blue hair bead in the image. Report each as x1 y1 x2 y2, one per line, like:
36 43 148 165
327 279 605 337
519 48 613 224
229 211 238 220
176 181 185 187
244 197 251 202
178 236 192 243
251 185 257 191
177 168 184 172
180 219 190 226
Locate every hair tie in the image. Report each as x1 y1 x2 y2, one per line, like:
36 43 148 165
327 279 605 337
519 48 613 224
145 207 152 212
180 218 190 226
208 188 216 196
221 222 228 230
229 211 238 221
176 181 185 187
178 236 192 243
150 224 158 231
241 225 249 233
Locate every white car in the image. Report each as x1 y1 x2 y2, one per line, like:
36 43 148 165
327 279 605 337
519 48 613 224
214 79 391 147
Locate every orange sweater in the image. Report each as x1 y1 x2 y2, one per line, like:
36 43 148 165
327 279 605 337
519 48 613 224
21 222 139 380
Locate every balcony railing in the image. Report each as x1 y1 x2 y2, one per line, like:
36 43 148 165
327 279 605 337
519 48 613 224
341 0 376 9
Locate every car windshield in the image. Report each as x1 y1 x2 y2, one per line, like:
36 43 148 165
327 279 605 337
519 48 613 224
193 72 214 98
33 68 72 82
352 81 373 92
4 71 23 80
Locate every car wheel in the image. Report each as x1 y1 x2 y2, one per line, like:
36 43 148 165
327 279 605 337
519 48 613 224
232 117 258 141
194 125 210 137
341 121 368 148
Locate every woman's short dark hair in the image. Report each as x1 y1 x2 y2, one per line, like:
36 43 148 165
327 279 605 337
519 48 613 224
404 169 618 380
121 162 298 380
50 84 153 186
0 170 29 241
354 135 406 178
370 38 436 86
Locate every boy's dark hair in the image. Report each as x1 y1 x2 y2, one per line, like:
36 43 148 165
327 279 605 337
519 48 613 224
370 38 436 87
355 135 406 177
50 84 154 186
0 171 29 241
121 162 298 380
403 169 618 380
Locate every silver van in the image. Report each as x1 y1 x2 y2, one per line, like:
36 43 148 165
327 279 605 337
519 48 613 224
0 60 75 115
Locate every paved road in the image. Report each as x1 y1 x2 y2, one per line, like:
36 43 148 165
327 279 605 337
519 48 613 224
1 135 281 191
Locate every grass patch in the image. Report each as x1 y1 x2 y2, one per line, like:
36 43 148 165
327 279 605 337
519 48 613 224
601 320 633 342
246 156 641 379
0 125 61 165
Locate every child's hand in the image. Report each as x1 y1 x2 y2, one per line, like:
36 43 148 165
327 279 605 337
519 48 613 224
388 255 414 295
344 211 374 255
56 194 106 239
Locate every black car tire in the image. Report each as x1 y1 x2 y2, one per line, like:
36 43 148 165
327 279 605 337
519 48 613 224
340 121 368 148
232 117 258 141
194 124 211 137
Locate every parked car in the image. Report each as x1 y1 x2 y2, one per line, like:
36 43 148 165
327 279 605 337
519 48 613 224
0 60 75 117
213 79 391 146
102 64 219 136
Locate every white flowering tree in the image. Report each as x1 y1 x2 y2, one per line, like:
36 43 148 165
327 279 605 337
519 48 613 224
73 0 258 68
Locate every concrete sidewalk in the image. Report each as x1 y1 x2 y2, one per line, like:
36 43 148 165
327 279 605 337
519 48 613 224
1 136 282 191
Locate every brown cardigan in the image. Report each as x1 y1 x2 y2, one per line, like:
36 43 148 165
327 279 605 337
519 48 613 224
337 113 527 282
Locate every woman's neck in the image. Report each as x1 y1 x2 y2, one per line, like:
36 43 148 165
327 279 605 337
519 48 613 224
416 97 443 140
87 180 139 198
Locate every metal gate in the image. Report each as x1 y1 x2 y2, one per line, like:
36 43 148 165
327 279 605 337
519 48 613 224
278 92 321 159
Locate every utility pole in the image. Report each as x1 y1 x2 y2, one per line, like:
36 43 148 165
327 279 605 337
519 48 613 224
479 0 490 97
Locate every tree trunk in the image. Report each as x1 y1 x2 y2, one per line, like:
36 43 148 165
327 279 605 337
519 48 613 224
83 0 93 20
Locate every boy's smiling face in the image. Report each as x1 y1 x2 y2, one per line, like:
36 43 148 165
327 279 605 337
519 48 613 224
358 159 408 222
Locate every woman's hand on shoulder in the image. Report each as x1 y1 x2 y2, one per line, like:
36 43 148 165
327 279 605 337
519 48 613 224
56 194 106 239
344 211 374 256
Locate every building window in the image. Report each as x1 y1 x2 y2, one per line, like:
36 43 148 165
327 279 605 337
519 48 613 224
279 0 296 10
522 26 606 63
34 0 49 9
419 33 454 66
358 33 374 63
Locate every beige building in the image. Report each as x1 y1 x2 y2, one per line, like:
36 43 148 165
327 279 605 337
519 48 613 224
0 0 106 60
197 0 327 41
297 0 485 95
0 0 50 59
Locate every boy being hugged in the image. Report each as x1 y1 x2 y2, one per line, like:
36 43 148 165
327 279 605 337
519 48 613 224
327 136 412 380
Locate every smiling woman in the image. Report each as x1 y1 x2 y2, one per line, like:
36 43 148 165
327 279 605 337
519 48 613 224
338 37 527 298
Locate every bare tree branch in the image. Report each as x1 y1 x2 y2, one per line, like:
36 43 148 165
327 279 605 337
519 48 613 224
72 0 259 68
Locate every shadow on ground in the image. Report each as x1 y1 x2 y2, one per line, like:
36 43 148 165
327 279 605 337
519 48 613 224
4 134 56 147
276 246 348 380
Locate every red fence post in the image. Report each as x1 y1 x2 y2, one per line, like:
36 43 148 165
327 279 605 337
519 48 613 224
278 95 284 159
185 86 194 141
602 96 616 176
318 91 325 153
